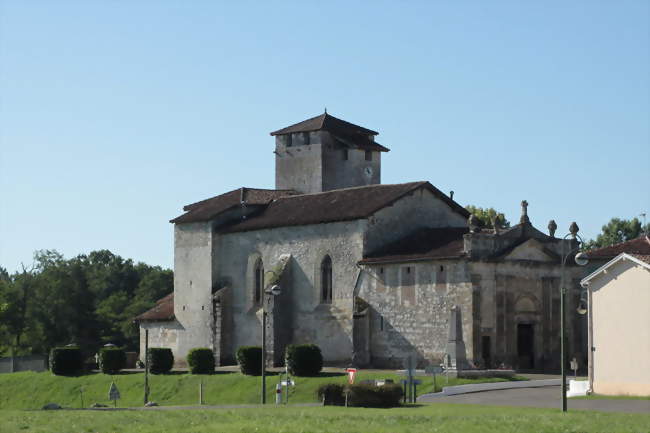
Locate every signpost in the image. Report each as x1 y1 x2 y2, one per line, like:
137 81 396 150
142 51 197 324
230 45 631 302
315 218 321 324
570 358 578 379
425 364 443 393
346 368 357 385
108 382 121 408
402 354 417 403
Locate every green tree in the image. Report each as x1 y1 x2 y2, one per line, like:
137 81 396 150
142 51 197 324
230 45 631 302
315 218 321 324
585 217 649 250
465 205 511 229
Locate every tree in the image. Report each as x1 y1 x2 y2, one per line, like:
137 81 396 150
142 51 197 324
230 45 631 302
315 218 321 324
465 205 511 229
585 217 649 250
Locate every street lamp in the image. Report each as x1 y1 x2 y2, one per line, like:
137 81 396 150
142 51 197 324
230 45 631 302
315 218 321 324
559 222 589 412
261 284 281 404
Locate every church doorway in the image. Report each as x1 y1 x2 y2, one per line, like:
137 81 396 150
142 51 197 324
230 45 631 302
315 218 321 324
517 323 534 370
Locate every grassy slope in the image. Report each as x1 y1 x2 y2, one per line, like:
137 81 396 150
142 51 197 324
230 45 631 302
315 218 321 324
1 405 649 433
0 370 521 410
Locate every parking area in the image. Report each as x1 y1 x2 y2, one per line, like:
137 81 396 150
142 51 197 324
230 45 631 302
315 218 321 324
419 386 650 414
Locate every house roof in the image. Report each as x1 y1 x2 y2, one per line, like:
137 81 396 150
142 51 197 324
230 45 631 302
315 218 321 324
219 181 470 233
171 188 296 224
134 293 175 322
359 227 469 264
585 236 650 260
270 112 378 136
581 253 650 287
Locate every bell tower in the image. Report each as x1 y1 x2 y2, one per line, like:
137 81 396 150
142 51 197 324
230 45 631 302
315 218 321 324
271 112 390 194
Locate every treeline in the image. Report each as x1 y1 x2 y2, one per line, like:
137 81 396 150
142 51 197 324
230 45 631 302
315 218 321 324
0 249 172 357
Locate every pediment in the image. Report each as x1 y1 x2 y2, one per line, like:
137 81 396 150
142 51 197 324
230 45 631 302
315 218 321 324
504 239 556 262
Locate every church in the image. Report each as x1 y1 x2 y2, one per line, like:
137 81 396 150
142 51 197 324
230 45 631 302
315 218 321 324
136 112 586 371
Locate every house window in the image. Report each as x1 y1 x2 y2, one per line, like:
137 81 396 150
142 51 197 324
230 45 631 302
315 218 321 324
342 149 349 160
254 259 264 304
365 150 372 161
321 255 333 303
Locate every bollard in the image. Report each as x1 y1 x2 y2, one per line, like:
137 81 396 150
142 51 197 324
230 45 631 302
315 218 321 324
199 381 204 405
275 383 282 405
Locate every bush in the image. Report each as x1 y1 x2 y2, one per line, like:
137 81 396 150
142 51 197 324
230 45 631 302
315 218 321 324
147 348 174 374
187 348 215 374
236 346 262 376
317 383 346 406
50 347 83 376
285 344 323 376
98 347 126 374
347 383 403 408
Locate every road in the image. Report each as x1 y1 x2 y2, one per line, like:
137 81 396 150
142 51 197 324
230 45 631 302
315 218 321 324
419 386 650 414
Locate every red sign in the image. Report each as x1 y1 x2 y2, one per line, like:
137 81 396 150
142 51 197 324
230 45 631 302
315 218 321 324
346 368 357 384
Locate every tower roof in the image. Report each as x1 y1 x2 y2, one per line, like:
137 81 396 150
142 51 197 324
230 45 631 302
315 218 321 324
270 112 379 136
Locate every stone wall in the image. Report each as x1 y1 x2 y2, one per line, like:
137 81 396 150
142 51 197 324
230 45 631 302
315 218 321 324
357 260 474 368
138 320 183 364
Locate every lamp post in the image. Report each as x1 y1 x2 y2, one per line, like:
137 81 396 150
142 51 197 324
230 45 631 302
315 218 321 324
559 222 589 412
261 284 281 404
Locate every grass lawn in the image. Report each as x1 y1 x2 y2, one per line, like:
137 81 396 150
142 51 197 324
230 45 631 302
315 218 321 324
0 370 523 410
1 404 649 433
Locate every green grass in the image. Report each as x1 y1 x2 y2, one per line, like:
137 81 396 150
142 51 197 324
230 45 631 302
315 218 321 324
0 370 523 410
1 404 649 433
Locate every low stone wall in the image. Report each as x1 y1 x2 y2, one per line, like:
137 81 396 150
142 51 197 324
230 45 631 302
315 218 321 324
0 355 48 373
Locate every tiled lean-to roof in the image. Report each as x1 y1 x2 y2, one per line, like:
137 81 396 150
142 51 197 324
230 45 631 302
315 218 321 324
359 227 469 264
134 293 174 322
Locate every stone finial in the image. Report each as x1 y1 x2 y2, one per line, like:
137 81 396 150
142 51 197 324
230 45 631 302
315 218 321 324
468 214 480 233
491 215 499 234
520 200 530 224
548 220 557 238
569 222 579 239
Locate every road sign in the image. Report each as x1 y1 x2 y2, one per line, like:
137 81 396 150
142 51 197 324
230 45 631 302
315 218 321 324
281 380 295 386
108 382 120 402
425 365 443 375
346 368 357 384
412 379 422 385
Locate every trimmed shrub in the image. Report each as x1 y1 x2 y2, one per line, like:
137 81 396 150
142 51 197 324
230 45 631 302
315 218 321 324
50 347 83 376
347 383 403 408
285 344 323 377
99 347 126 374
317 383 346 406
147 348 174 374
236 346 262 376
187 348 215 374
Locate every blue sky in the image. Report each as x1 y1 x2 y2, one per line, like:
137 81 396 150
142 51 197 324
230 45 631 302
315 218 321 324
1 1 648 272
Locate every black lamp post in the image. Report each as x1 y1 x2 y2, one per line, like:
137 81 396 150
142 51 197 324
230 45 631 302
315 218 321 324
261 284 281 404
559 222 589 412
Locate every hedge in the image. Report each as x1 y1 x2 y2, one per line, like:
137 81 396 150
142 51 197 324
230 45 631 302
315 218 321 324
50 346 83 376
285 344 323 376
147 348 174 374
99 347 126 374
236 346 262 376
318 383 403 408
187 348 215 374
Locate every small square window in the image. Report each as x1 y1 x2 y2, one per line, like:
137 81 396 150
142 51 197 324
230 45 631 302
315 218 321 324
365 151 372 161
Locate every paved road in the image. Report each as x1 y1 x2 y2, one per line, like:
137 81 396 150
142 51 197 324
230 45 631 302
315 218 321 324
419 386 650 414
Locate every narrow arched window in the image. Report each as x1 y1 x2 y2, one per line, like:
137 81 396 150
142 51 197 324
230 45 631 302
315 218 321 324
321 255 332 303
254 259 264 304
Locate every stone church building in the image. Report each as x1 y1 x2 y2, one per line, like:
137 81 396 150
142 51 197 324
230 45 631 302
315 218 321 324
136 112 586 371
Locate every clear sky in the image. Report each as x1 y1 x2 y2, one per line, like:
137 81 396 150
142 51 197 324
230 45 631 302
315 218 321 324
1 1 648 272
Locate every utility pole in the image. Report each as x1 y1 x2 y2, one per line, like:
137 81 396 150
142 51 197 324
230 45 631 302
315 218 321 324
144 329 149 405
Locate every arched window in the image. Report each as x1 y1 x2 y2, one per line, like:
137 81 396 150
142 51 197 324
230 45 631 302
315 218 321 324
254 259 264 304
321 255 332 303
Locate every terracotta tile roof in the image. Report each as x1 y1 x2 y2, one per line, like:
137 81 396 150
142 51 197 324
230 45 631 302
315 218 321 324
270 112 378 136
631 254 650 265
585 236 650 260
171 188 296 224
134 293 174 322
220 181 469 233
359 227 468 264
